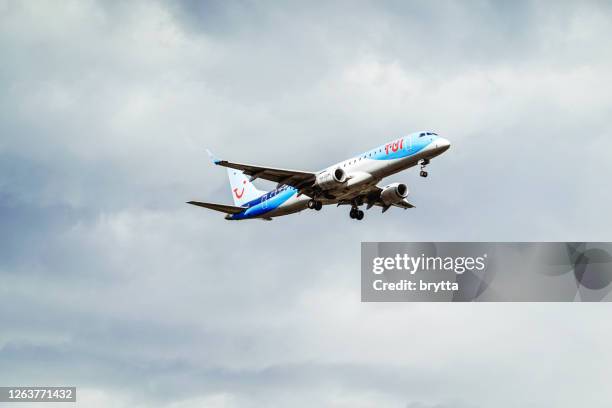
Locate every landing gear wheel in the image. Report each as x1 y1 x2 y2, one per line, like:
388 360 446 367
309 199 323 210
350 208 364 220
420 170 428 178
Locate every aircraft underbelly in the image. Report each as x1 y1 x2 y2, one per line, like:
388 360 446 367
264 194 309 217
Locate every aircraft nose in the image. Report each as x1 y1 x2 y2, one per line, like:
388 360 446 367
436 137 451 152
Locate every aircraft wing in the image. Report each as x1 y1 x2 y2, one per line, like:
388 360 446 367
187 201 245 214
389 199 415 209
212 156 316 191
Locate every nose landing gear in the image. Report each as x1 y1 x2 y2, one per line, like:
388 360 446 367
420 158 430 178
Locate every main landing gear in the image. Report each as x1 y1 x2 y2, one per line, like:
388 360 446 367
350 207 364 220
307 199 323 211
420 158 430 178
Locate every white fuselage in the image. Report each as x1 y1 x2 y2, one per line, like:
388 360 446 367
265 131 451 217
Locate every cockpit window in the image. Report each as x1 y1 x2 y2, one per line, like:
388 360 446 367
419 133 425 137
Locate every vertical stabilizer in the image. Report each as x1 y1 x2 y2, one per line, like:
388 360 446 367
227 169 266 206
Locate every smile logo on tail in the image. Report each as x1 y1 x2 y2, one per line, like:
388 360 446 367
233 180 246 199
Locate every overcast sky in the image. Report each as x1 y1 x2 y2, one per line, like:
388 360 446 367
2 1 612 407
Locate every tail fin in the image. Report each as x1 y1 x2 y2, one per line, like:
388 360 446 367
206 149 266 206
227 168 266 206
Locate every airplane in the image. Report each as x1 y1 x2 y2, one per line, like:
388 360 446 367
188 131 451 221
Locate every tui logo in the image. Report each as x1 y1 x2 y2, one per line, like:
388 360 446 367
233 180 246 199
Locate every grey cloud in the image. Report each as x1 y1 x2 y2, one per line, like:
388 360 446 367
1 1 612 407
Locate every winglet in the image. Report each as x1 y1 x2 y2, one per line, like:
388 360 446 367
206 149 222 165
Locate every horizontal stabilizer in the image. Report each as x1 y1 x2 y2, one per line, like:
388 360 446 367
187 201 245 214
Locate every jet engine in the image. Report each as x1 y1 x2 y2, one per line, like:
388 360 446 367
315 168 347 190
380 182 409 205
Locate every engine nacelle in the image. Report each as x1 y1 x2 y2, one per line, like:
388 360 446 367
380 182 409 205
315 168 347 190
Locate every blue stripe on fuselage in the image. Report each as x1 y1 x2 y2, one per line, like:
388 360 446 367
229 186 297 220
